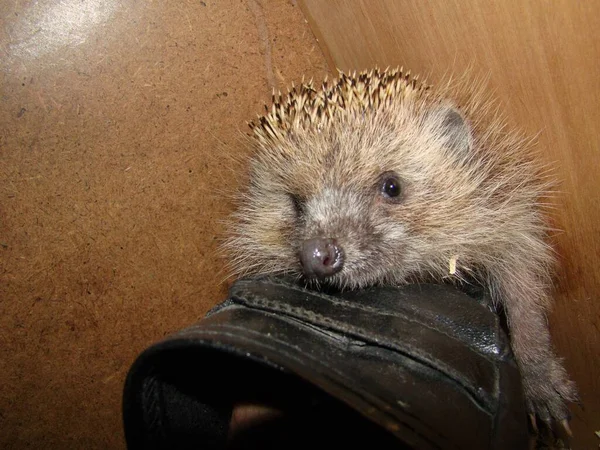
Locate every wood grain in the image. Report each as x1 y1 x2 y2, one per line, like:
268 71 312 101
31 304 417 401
299 1 599 447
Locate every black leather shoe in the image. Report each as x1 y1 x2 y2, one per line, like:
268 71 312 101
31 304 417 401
122 276 529 449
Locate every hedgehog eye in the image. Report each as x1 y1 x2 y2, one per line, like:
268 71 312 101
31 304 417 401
380 172 403 202
288 193 305 215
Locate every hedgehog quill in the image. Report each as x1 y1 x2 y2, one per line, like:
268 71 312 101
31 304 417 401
224 68 577 429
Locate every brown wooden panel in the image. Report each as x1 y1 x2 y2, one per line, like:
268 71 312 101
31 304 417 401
299 1 600 447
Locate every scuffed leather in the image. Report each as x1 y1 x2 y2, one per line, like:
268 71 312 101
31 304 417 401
123 276 529 449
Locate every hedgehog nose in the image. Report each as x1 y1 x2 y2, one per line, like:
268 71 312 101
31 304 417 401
299 237 344 279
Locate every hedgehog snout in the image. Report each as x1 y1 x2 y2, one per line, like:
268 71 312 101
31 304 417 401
299 237 344 279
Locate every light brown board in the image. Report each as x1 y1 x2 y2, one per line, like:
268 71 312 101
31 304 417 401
0 1 329 447
299 1 599 447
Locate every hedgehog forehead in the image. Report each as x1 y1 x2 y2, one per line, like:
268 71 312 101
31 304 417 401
268 127 402 192
251 108 446 200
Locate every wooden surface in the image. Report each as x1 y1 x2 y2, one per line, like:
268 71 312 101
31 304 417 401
299 1 599 448
0 1 328 447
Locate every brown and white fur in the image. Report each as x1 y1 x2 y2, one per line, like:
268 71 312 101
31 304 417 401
224 68 577 430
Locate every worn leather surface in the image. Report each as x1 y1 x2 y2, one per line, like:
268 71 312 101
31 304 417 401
123 276 529 449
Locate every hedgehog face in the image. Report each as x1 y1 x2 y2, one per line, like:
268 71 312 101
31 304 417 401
227 100 475 289
224 69 504 288
292 176 415 289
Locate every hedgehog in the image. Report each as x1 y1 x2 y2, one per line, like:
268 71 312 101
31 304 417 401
224 68 577 431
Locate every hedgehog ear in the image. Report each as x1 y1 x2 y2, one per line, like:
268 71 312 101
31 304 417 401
433 105 473 156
